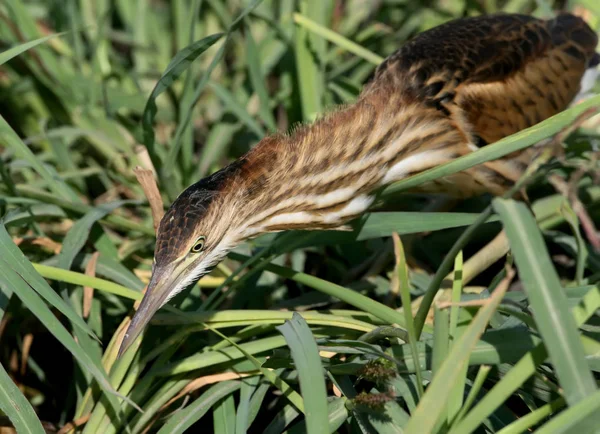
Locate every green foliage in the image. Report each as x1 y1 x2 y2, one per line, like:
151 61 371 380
1 0 599 432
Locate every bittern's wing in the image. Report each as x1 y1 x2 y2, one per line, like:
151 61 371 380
366 13 599 145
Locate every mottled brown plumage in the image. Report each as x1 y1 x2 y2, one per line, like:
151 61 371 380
119 12 599 356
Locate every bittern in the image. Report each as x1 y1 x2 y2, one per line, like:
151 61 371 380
119 12 599 355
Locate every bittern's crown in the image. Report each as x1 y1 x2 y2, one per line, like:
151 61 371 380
155 160 244 264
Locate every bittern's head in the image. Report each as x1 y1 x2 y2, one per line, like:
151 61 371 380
119 162 248 356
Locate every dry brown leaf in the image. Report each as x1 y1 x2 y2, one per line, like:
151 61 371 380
57 415 90 434
332 383 342 398
0 313 10 342
134 166 164 233
83 252 100 319
549 174 600 252
437 268 515 310
9 350 18 374
573 6 593 22
319 350 337 358
12 237 61 253
32 237 62 254
20 333 33 376
161 372 255 410
449 231 510 286
390 233 403 298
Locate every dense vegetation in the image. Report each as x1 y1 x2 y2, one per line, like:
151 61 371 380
1 0 600 432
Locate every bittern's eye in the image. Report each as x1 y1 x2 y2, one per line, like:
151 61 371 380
191 236 206 253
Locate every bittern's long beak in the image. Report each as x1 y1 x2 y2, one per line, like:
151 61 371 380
118 263 177 358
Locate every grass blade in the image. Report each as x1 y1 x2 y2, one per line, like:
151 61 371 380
277 312 329 434
294 0 327 120
0 31 68 65
535 389 600 434
447 252 468 423
0 226 96 339
496 398 565 434
214 393 237 434
0 266 124 414
0 361 45 434
157 381 241 434
286 397 349 434
0 116 76 201
228 252 408 329
431 306 449 376
293 13 383 65
493 198 598 406
450 284 600 433
244 24 277 132
381 94 600 197
451 365 492 426
404 268 513 433
392 233 424 398
265 212 501 254
203 326 305 412
141 33 224 169
236 375 261 434
208 82 265 137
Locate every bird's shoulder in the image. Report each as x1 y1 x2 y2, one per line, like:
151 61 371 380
364 13 598 103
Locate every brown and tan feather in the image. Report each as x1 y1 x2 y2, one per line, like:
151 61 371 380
119 12 600 357
156 12 598 262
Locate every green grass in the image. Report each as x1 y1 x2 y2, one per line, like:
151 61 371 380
1 0 600 432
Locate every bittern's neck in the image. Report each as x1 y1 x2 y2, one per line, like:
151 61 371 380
230 91 465 238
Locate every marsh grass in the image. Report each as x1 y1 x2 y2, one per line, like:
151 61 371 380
1 0 600 432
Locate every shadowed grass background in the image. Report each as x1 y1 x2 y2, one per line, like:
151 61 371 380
1 0 600 432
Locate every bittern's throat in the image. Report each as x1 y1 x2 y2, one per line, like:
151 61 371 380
119 12 599 356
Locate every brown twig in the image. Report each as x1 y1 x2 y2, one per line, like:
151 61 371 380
57 415 91 434
133 166 164 233
160 372 254 410
390 233 403 301
83 252 100 319
448 230 510 286
437 267 515 310
545 107 600 252
549 174 600 252
551 108 599 149
19 334 33 377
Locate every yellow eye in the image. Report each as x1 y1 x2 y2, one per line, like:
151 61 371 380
191 236 206 253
